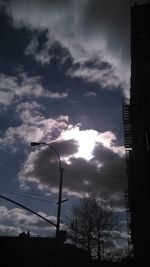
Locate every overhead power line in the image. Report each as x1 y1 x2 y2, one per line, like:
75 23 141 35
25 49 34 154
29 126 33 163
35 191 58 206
65 168 127 179
0 186 58 199
0 194 56 227
0 188 56 204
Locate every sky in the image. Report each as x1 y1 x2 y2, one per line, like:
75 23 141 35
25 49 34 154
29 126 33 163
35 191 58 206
0 0 147 253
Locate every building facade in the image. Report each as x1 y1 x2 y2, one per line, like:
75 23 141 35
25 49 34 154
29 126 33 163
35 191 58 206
123 2 150 266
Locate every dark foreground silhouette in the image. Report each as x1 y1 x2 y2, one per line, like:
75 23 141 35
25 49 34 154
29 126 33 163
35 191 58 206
0 236 135 267
1 236 91 267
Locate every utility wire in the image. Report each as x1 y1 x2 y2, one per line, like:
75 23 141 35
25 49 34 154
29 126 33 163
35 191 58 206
0 186 58 199
0 189 56 204
0 195 56 227
65 168 126 179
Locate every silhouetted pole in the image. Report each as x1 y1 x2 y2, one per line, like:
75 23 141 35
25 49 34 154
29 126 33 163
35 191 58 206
74 219 78 247
56 165 64 239
31 142 63 240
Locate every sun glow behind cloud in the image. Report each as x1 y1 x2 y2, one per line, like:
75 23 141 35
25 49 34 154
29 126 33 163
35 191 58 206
59 125 124 161
60 126 97 160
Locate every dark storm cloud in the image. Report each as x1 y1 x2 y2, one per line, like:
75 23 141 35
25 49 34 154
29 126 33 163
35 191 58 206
91 143 126 206
19 139 79 187
19 140 126 208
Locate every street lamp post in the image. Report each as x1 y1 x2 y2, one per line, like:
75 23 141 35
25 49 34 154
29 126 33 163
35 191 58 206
31 142 64 240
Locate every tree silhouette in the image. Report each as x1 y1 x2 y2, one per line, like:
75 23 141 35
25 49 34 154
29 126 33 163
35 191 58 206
67 194 116 261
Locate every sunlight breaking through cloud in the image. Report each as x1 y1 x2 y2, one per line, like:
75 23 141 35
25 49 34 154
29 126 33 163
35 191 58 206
59 125 125 161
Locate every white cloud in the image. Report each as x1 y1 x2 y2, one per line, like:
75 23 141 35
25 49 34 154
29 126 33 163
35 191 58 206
0 72 68 106
6 0 135 96
0 206 56 229
83 91 96 97
0 224 21 236
59 125 125 160
68 64 128 92
25 34 53 66
46 92 68 98
0 101 69 149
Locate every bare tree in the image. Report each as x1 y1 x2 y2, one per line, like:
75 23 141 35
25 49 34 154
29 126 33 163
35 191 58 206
67 194 116 261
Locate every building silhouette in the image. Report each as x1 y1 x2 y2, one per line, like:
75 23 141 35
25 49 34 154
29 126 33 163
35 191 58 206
123 2 150 266
0 236 91 266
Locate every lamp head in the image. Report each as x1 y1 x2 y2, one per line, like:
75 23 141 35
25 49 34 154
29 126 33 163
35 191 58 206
31 142 40 146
